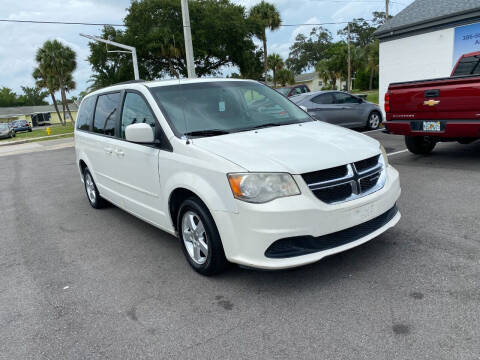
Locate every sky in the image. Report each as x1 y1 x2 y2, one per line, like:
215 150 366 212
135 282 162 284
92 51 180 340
0 0 414 99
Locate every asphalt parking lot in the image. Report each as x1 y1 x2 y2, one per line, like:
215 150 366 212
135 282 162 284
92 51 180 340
1 132 479 359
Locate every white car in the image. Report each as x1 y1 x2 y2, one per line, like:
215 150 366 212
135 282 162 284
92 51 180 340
75 78 401 275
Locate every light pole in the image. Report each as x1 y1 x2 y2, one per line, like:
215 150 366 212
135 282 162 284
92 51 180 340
79 33 139 80
181 0 196 78
347 22 351 92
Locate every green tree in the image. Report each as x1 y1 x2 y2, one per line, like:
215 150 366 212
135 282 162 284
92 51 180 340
35 40 77 124
286 27 332 74
0 87 19 107
32 67 64 125
267 53 284 87
88 1 261 86
249 1 281 81
276 68 294 86
17 86 48 106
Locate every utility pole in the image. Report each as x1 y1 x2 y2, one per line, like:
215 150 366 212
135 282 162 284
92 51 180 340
347 22 351 92
80 33 139 80
385 0 389 20
181 0 196 78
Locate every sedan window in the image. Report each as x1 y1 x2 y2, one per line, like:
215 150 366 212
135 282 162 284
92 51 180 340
311 93 335 104
333 93 359 104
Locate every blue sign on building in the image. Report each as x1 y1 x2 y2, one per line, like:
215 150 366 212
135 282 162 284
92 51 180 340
453 22 480 64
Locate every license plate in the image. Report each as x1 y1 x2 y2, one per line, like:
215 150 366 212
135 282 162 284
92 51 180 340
423 121 441 132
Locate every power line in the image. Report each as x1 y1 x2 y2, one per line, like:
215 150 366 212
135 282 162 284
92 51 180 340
0 18 379 27
0 19 125 26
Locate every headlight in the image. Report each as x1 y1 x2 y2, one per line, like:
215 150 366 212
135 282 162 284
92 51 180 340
227 173 300 203
380 144 389 166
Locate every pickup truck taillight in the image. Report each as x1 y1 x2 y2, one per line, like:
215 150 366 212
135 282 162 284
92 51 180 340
384 93 390 113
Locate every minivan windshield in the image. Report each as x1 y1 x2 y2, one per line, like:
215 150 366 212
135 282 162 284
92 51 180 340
0 123 9 129
150 81 311 137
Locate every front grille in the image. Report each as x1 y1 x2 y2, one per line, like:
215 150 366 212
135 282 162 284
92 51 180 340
312 183 352 204
301 154 386 204
302 165 348 184
265 205 398 258
355 155 380 173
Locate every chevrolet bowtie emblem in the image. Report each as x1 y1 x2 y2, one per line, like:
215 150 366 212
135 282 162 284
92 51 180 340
424 99 440 106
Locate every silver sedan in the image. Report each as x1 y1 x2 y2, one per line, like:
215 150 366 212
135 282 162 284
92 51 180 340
290 91 383 130
0 123 16 139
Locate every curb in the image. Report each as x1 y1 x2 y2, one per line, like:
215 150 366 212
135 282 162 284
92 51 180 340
0 132 74 147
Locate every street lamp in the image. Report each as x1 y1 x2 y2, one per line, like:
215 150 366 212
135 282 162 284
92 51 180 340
79 33 139 80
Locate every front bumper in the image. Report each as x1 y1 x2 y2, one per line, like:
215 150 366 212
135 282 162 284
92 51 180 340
385 120 480 138
213 165 401 269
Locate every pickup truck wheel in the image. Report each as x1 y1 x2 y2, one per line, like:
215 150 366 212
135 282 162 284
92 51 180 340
178 197 228 276
367 111 381 130
405 136 436 154
83 168 107 209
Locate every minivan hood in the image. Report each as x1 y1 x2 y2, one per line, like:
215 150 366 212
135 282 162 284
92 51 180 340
192 121 380 174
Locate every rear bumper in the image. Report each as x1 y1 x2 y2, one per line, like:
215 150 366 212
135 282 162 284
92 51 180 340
385 120 480 138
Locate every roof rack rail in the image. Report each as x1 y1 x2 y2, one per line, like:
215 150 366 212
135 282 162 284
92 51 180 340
113 79 146 85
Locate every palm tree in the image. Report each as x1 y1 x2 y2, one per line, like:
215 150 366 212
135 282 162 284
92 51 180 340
276 68 295 86
366 41 379 90
267 53 284 87
36 40 77 124
32 67 64 125
249 1 281 81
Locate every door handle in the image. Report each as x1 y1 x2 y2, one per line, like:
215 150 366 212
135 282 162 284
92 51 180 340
104 147 113 154
115 149 125 157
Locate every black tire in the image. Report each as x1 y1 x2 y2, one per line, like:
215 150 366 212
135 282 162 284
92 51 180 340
177 197 228 276
83 168 107 209
28 128 32 132
366 111 381 130
405 136 436 154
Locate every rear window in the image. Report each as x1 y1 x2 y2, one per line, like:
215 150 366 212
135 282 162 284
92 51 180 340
76 96 96 131
93 92 121 137
453 55 480 76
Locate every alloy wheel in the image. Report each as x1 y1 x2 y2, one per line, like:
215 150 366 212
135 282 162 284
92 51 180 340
85 173 97 204
369 113 380 129
182 210 208 265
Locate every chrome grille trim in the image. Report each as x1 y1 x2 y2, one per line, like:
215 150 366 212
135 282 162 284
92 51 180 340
302 154 386 204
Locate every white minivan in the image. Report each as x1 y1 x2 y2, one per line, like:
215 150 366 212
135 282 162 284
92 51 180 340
75 79 401 275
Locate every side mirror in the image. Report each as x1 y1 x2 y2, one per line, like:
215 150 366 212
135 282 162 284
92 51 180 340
125 123 154 144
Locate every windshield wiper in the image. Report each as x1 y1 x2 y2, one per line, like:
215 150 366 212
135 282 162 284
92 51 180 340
241 122 296 131
183 129 231 137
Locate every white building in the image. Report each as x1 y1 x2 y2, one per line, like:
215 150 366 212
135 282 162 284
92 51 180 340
375 0 480 113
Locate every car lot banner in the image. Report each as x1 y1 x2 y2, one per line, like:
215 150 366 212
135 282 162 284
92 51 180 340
453 22 480 64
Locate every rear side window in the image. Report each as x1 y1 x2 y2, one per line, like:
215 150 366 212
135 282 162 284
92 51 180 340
334 92 358 104
93 92 121 137
76 96 96 131
121 93 156 139
312 93 334 104
453 55 480 76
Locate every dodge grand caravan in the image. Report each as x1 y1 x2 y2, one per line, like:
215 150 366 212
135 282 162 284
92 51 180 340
75 79 401 275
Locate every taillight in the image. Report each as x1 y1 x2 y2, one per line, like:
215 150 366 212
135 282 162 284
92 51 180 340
384 92 391 113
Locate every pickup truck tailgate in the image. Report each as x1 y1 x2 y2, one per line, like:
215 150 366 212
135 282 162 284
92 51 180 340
389 76 480 120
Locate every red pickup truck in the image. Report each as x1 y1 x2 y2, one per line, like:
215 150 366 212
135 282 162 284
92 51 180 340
384 51 480 154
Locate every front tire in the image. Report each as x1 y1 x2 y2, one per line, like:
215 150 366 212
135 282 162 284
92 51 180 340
367 111 381 130
177 197 228 276
83 168 107 209
405 136 436 154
